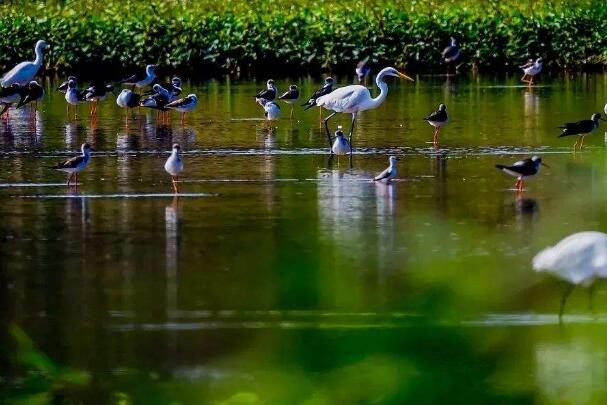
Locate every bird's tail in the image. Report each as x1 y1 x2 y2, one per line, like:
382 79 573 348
15 97 27 109
495 164 507 170
302 102 316 111
558 130 572 137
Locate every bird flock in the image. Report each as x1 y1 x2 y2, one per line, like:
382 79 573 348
1 38 607 320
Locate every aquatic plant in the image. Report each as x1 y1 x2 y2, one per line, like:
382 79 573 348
0 0 606 77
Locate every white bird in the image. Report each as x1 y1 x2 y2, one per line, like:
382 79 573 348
520 58 543 85
166 94 198 124
164 143 184 193
116 89 141 125
52 143 93 187
533 231 607 320
65 79 85 119
1 40 48 87
315 67 413 151
259 99 280 120
331 126 351 155
373 156 398 183
120 64 157 89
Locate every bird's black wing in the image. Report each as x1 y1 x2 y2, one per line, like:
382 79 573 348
255 88 275 100
278 89 298 100
559 120 592 136
424 109 447 122
166 96 193 108
442 45 458 59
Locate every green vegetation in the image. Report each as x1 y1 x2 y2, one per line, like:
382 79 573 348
0 0 606 76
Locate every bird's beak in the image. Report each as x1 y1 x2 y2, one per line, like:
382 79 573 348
397 72 414 81
600 118 607 123
541 162 550 168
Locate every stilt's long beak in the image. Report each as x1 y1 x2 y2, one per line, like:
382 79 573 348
541 162 550 168
600 118 607 123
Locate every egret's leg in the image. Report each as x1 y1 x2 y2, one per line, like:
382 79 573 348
323 112 337 151
559 284 574 322
349 112 357 153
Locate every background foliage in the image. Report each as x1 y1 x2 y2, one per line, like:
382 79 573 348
0 0 606 77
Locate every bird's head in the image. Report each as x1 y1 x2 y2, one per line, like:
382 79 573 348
335 125 344 138
36 40 49 52
536 57 543 64
187 94 197 101
591 113 606 123
531 155 549 168
172 143 181 152
289 84 298 90
119 88 131 96
438 103 447 111
146 64 157 74
171 77 182 87
152 84 162 92
324 77 334 86
267 79 275 88
67 79 77 89
378 67 414 82
82 143 93 153
450 37 458 46
389 156 398 164
28 81 38 88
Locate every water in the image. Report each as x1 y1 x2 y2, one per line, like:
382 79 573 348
2 74 607 403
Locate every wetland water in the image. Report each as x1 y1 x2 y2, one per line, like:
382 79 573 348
3 74 607 402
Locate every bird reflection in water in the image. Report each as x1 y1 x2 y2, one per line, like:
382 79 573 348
165 196 180 352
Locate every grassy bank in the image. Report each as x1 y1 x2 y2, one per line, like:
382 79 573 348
0 0 606 78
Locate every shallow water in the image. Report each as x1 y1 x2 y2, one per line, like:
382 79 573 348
2 74 607 402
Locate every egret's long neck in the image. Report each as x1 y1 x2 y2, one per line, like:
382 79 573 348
370 76 389 109
34 46 44 66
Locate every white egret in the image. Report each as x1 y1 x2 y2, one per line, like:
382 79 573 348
315 67 413 153
1 40 48 87
533 231 607 320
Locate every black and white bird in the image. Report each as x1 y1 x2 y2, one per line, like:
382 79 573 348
278 84 299 118
424 103 448 145
169 77 182 100
356 57 371 83
495 155 548 192
64 79 86 119
165 143 184 193
1 40 49 87
302 77 334 111
255 79 277 103
16 80 44 111
520 57 543 85
559 113 606 149
116 89 142 125
84 81 115 116
166 94 198 124
442 37 462 74
331 126 351 155
120 64 157 90
258 98 280 120
52 143 93 187
373 156 398 183
0 84 25 121
140 84 172 124
57 76 77 93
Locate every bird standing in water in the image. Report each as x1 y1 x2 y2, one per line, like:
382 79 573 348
278 85 299 118
331 126 352 155
165 143 184 193
558 113 605 150
373 156 398 183
495 155 548 192
52 143 93 187
423 103 448 146
520 58 543 86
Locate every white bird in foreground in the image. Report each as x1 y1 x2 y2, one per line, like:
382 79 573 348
331 126 351 155
259 99 280 120
316 67 413 151
520 57 543 85
533 231 607 320
165 143 184 193
166 94 198 124
1 40 49 87
373 156 398 183
52 143 93 187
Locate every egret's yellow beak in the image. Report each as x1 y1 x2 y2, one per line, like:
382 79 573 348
398 72 414 81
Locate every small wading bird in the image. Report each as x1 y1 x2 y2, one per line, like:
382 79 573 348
356 57 371 83
520 57 543 86
120 64 157 91
84 81 116 117
259 98 280 120
52 143 93 187
255 79 277 103
166 94 198 124
1 40 48 87
316 67 413 153
559 113 606 150
165 143 184 193
533 231 607 321
442 37 462 74
116 89 141 125
331 126 352 155
64 79 86 119
278 85 299 118
140 84 171 125
57 76 76 93
17 81 44 110
302 77 334 121
495 155 548 192
373 156 398 183
423 103 448 146
0 84 25 121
